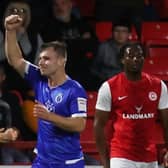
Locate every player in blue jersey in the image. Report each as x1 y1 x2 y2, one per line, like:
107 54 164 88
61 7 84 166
4 14 87 168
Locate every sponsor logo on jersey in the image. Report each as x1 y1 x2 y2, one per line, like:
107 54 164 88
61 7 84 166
122 113 154 119
77 97 87 111
135 105 143 113
118 96 127 101
122 105 154 119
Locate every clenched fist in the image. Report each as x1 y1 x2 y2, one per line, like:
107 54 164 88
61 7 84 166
4 14 23 31
0 127 19 143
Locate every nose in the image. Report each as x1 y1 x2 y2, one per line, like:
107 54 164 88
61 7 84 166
133 56 138 61
38 59 43 66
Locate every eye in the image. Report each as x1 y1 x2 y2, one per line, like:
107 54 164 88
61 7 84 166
9 8 26 14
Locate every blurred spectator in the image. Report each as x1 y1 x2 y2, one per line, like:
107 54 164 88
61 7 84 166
143 0 160 21
95 0 144 39
40 0 96 41
0 62 36 139
40 0 98 90
91 20 131 90
0 62 35 164
0 0 43 63
0 0 43 96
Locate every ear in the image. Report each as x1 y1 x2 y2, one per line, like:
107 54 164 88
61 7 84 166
58 57 66 66
121 58 125 65
2 74 6 81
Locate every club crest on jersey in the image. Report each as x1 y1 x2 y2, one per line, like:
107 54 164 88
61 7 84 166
148 91 157 101
55 93 63 103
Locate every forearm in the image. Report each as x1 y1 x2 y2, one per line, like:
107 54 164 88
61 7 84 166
160 109 168 146
48 113 86 132
95 127 110 168
5 30 23 67
162 118 168 145
0 133 10 143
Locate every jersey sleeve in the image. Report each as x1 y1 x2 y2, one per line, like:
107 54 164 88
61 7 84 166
24 62 41 89
69 85 87 118
158 80 168 110
96 81 112 112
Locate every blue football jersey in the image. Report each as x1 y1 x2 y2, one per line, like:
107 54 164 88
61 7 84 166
24 63 87 163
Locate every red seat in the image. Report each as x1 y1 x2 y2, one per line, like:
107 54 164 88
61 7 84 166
80 119 95 142
10 90 23 106
95 22 113 42
143 56 168 81
80 91 100 160
72 0 95 17
141 22 168 44
87 91 97 117
80 91 97 146
143 39 168 81
146 39 168 57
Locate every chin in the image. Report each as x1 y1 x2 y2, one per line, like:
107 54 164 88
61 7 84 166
130 67 140 73
40 70 47 76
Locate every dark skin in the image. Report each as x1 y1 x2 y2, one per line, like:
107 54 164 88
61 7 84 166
94 44 168 168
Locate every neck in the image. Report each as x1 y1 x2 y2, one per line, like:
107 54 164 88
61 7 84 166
48 72 67 88
55 15 71 23
125 71 142 81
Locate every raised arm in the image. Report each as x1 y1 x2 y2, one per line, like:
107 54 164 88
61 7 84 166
4 15 27 77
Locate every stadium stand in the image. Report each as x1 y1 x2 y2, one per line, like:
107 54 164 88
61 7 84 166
80 91 100 161
141 22 168 44
95 21 138 42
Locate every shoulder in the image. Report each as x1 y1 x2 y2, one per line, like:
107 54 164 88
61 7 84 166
25 62 42 78
67 79 87 97
142 72 161 85
108 72 123 84
99 39 114 47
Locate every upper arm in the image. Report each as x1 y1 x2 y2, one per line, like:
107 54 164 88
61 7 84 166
12 58 28 77
69 86 87 118
158 81 168 122
96 82 112 112
158 81 168 110
160 108 168 120
94 82 112 128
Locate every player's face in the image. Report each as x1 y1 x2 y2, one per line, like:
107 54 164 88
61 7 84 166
122 45 145 73
113 26 130 44
38 47 65 76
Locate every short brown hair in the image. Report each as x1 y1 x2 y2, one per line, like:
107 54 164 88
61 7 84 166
40 41 67 60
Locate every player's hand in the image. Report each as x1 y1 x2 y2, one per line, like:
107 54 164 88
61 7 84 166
0 127 19 143
4 14 23 31
4 127 19 141
33 101 51 121
163 150 168 168
0 128 5 132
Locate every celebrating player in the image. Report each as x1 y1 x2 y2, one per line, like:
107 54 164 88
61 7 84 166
4 14 87 168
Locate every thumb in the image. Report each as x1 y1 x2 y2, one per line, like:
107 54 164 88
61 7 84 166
0 128 5 132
